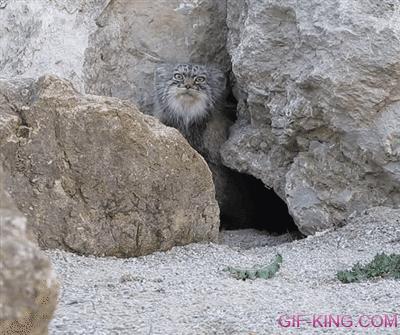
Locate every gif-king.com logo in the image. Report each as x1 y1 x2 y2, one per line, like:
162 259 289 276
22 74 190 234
277 314 399 329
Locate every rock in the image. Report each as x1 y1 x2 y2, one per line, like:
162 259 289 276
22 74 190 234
0 0 108 92
223 0 400 234
201 112 265 228
216 115 276 230
0 165 59 335
0 0 229 113
1 75 219 257
84 0 229 113
0 0 233 225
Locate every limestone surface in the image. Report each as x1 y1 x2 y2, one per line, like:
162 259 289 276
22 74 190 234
223 0 400 234
1 76 219 257
2 0 399 235
0 0 108 92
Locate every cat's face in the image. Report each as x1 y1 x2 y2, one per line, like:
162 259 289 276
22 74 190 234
154 63 226 125
164 65 211 119
169 64 209 97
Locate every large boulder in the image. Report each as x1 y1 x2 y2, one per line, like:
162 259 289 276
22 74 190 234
0 76 219 257
223 0 400 234
0 166 59 335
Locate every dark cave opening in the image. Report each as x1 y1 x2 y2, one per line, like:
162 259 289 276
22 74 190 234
220 170 300 235
218 76 300 236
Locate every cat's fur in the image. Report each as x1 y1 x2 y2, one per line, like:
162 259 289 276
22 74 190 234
153 63 226 150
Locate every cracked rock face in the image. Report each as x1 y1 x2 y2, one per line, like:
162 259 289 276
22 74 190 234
0 166 59 335
0 76 219 257
223 0 400 234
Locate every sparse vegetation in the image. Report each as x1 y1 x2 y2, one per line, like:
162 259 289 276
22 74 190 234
337 253 400 283
224 254 283 280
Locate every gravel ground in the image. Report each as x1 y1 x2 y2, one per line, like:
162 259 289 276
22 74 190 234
48 208 400 335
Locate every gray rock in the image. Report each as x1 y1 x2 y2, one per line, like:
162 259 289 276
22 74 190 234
0 0 108 92
0 0 235 225
223 0 400 234
0 165 59 335
84 0 229 113
0 0 228 113
201 112 256 228
1 75 219 257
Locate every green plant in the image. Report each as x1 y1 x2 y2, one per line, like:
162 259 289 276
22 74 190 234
337 253 400 283
224 254 283 280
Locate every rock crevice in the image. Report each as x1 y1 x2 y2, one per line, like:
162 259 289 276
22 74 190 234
223 0 400 234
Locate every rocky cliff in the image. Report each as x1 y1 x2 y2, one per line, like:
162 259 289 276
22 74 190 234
1 0 399 235
223 0 400 233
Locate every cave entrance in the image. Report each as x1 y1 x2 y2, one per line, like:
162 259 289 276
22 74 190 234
217 79 298 235
220 171 299 235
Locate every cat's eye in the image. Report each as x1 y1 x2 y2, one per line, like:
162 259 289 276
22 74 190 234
195 76 206 83
173 73 183 81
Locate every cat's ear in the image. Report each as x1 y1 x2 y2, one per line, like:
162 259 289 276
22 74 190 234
209 65 227 89
154 63 174 81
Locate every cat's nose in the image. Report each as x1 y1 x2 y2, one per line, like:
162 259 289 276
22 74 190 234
185 84 192 89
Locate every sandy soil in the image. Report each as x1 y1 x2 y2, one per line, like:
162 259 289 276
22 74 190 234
48 210 400 335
